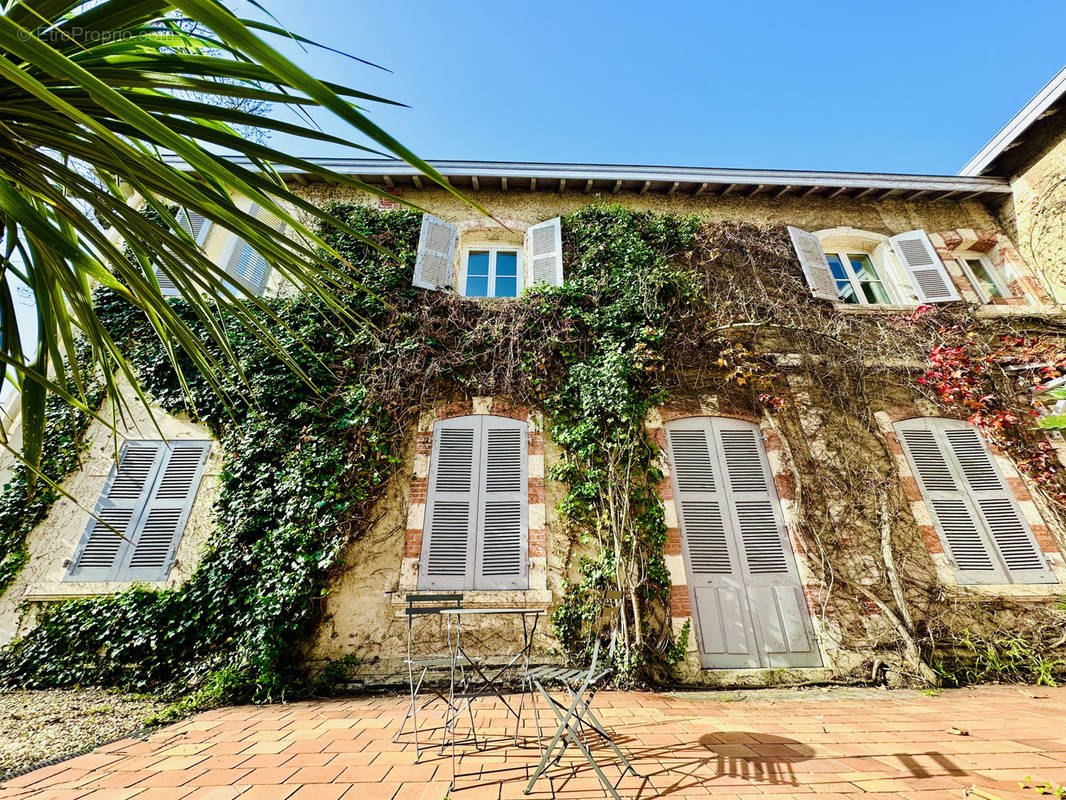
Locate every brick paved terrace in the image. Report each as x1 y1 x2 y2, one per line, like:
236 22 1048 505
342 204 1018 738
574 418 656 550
2 686 1065 800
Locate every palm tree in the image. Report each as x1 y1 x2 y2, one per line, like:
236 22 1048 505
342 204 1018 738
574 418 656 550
0 0 478 486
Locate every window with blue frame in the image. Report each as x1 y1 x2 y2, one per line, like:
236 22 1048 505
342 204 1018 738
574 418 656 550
463 246 522 298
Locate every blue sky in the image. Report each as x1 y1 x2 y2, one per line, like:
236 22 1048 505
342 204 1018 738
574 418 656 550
247 0 1066 175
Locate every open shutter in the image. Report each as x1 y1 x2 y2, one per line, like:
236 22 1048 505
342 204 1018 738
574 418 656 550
176 207 211 246
419 417 479 589
224 205 283 296
67 442 164 581
413 214 457 290
889 230 960 303
787 226 838 301
715 419 820 667
475 417 528 589
896 419 1053 584
122 442 210 581
667 421 759 668
525 217 564 287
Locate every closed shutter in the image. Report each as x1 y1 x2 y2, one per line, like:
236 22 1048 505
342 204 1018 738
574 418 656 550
176 207 211 245
419 418 480 589
67 442 165 581
123 442 210 581
667 422 759 668
525 217 564 287
413 214 457 290
224 205 284 296
716 419 819 666
787 226 838 301
475 417 528 589
895 419 1054 584
889 230 960 303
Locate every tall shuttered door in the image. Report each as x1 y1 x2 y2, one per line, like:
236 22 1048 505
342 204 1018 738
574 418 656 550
419 415 528 590
895 419 1055 585
666 417 820 669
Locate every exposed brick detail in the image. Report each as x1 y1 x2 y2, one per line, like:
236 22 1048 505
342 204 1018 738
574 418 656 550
773 473 794 501
528 431 544 455
802 583 828 607
668 585 691 617
763 430 783 451
1029 524 1059 552
528 528 546 557
918 524 944 553
973 230 998 252
435 401 473 420
885 432 904 456
648 427 667 451
657 477 673 501
403 529 423 558
883 405 921 423
489 399 529 420
659 399 702 422
409 478 428 503
991 295 1027 305
664 527 682 556
414 432 433 455
528 477 545 505
716 408 760 424
1006 476 1033 502
938 230 964 250
900 476 922 503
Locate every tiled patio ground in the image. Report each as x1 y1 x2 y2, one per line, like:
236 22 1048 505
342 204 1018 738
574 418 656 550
2 685 1065 800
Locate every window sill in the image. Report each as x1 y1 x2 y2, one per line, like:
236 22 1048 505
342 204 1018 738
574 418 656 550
388 589 552 613
974 304 1063 318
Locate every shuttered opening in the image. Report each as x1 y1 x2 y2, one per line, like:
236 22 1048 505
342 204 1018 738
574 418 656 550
67 441 211 582
889 231 960 303
525 218 564 287
224 205 285 296
413 214 458 290
163 209 214 297
787 227 838 302
665 417 821 670
895 418 1055 585
419 415 528 590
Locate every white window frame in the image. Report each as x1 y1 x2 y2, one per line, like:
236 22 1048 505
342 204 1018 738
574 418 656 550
461 245 524 298
823 248 900 306
956 254 1010 303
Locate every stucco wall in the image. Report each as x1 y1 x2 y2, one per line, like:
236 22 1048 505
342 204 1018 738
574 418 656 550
0 383 220 646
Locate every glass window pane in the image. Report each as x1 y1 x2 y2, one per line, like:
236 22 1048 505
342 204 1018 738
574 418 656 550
861 281 890 304
495 251 518 277
836 280 858 304
847 254 880 283
467 251 490 276
826 254 848 281
466 275 489 297
967 259 1003 298
494 276 517 298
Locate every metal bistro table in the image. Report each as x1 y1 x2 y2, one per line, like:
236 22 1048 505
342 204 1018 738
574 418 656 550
439 607 542 792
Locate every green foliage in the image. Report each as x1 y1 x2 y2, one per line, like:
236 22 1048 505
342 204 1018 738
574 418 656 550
0 203 702 702
934 632 1066 687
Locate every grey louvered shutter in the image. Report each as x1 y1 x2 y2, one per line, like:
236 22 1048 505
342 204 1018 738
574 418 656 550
176 207 211 246
787 226 838 301
224 205 283 296
666 421 759 668
525 217 564 287
67 442 165 581
475 417 528 589
889 230 960 303
895 419 1054 584
413 214 457 290
122 442 210 581
715 419 820 667
419 417 479 589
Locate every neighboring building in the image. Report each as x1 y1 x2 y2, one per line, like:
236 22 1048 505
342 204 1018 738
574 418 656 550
2 69 1066 687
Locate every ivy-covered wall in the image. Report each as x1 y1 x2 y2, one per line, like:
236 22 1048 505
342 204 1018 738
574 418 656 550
0 196 1063 708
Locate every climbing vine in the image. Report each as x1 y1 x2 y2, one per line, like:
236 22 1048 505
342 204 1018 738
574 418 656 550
0 205 1063 705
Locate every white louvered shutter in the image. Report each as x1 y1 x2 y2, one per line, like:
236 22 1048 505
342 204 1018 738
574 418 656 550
122 442 210 581
176 207 211 245
419 418 480 589
413 214 457 290
666 420 759 668
67 442 165 581
787 226 838 301
475 417 528 589
895 419 1054 584
225 205 284 296
889 230 960 303
715 419 820 667
525 217 564 287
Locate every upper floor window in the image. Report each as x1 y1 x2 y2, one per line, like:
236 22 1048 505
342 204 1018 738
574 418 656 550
464 246 522 298
825 250 891 305
957 255 1007 303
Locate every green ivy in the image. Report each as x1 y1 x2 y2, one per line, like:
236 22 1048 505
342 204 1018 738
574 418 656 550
0 203 701 703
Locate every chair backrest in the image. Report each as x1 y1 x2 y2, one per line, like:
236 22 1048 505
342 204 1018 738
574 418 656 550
585 589 624 677
403 592 463 623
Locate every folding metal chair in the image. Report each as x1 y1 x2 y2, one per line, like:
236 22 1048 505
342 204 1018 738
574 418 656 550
523 590 639 800
393 592 466 759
